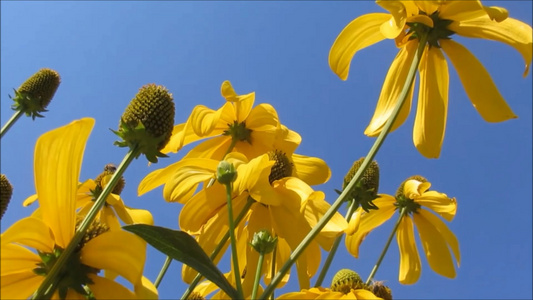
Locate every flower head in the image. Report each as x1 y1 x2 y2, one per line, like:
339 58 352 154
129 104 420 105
10 68 61 119
330 0 532 158
1 118 147 299
0 174 13 220
345 177 460 284
161 80 296 160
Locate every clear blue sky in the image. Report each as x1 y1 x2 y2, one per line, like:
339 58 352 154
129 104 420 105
1 1 531 299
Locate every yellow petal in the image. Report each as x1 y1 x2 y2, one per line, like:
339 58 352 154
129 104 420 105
135 276 159 299
34 118 94 248
82 230 145 285
418 209 461 266
414 1 439 16
440 39 518 122
448 15 532 77
292 154 331 186
364 40 417 136
179 184 227 233
403 179 431 198
303 191 347 250
416 191 457 222
22 194 38 207
161 123 186 154
1 243 41 276
162 158 219 203
246 103 279 132
124 206 154 225
345 195 396 258
1 217 54 253
273 125 301 155
88 274 136 299
396 216 421 284
377 1 418 38
413 211 458 278
329 13 389 80
1 271 42 299
483 6 508 22
190 104 227 137
233 92 255 123
438 0 484 21
414 46 449 159
237 155 279 206
183 135 232 160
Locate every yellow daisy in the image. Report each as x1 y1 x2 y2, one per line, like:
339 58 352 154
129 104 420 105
161 80 296 160
329 0 532 158
1 118 146 299
345 178 460 284
277 287 380 300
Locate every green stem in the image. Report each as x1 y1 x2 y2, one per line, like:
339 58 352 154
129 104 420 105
251 252 265 300
180 197 254 300
258 34 427 300
269 246 276 300
0 110 24 139
154 256 172 288
365 207 407 285
224 182 244 299
32 147 140 299
313 200 358 287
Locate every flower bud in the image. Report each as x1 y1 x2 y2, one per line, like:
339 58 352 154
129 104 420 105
250 229 277 254
339 157 380 212
11 68 60 119
216 161 237 185
114 84 175 163
331 269 364 294
1 174 13 220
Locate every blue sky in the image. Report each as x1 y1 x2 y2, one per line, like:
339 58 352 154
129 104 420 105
1 1 531 299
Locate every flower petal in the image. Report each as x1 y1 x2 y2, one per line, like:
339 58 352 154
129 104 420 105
414 46 449 159
160 123 186 154
162 158 219 203
413 210 458 279
1 271 42 299
22 194 38 207
34 118 94 248
88 274 136 299
134 276 159 299
438 0 484 21
303 191 347 250
396 216 421 284
82 230 145 285
179 184 227 233
364 40 417 136
440 39 517 122
448 15 532 76
416 191 457 222
292 154 331 186
1 217 54 253
345 195 396 258
329 13 389 80
1 243 41 276
418 209 461 266
377 1 419 38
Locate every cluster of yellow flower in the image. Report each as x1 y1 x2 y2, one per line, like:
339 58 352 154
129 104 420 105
1 1 530 299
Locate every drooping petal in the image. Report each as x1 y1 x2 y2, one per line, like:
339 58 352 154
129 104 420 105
397 216 421 284
378 1 420 39
438 0 484 21
82 231 145 285
0 271 42 299
232 91 255 123
237 155 279 206
1 217 54 253
123 206 154 225
414 46 449 159
345 195 396 258
418 209 461 266
101 206 122 231
403 179 431 199
190 104 228 137
329 13 389 80
22 194 38 207
364 40 417 136
179 184 227 233
160 123 186 154
414 1 439 16
34 118 94 248
138 162 182 196
183 135 232 160
413 211 457 279
448 15 532 76
292 154 331 186
246 103 279 132
483 6 508 22
162 158 219 203
88 274 136 299
303 191 347 250
440 39 518 122
134 276 159 299
0 243 41 276
416 191 457 222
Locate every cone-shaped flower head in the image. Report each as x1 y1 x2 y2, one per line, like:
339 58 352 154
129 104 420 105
93 163 125 196
340 158 380 212
114 84 175 163
331 269 365 294
11 68 61 119
0 174 13 220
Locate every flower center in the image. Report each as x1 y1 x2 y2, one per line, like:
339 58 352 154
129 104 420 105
395 175 427 215
331 269 365 294
223 120 252 143
407 11 454 48
89 164 126 203
33 220 109 299
267 150 293 184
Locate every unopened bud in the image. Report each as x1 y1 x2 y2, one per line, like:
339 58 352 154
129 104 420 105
250 229 277 254
216 161 237 185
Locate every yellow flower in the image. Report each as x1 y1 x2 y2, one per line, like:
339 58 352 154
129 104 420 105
161 80 297 160
277 287 380 300
345 178 460 284
0 118 147 299
329 0 532 158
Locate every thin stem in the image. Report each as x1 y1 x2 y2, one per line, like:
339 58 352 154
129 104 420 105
0 110 24 139
154 256 172 288
269 246 276 300
251 252 265 300
314 200 358 287
180 197 254 300
224 182 244 299
32 147 140 299
258 34 428 300
365 207 407 285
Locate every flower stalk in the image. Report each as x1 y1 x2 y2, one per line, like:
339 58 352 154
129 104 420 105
223 182 244 298
0 110 24 139
258 33 428 300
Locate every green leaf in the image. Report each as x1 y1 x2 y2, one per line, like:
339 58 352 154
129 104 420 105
123 224 239 299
